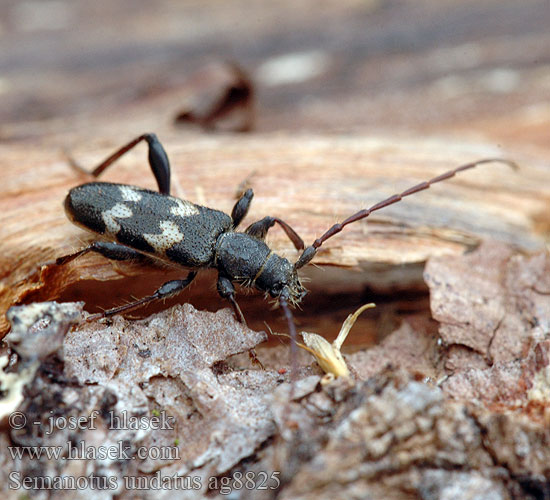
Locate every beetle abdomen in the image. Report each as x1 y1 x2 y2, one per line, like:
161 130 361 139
65 182 232 267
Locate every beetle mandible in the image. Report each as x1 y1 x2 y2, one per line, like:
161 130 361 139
56 133 514 359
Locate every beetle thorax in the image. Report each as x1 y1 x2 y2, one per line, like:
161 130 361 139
215 232 305 303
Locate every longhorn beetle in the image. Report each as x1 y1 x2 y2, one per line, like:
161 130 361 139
56 133 514 373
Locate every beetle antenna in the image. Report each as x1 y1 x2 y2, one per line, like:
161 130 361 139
295 158 517 269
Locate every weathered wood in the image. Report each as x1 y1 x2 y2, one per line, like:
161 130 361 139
1 1 550 497
1 0 550 155
1 134 548 335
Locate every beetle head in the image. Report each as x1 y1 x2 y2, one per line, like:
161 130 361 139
254 253 307 306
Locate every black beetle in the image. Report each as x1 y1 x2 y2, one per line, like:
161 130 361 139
56 133 514 367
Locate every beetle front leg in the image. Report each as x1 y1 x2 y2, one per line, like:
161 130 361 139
230 187 306 253
216 275 246 324
216 274 263 368
245 216 305 250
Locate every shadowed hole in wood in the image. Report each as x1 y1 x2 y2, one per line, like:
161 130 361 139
23 264 432 349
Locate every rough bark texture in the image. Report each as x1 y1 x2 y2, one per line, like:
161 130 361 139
1 1 549 499
2 256 550 499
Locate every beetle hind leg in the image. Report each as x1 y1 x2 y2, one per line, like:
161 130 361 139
55 241 147 266
87 272 197 321
67 133 171 195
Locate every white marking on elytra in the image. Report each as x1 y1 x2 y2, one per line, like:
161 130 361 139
171 198 199 217
143 220 184 252
119 186 143 202
103 203 133 234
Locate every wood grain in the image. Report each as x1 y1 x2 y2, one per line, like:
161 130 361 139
1 133 548 335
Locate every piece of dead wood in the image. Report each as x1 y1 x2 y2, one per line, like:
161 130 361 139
2 1 549 154
174 62 255 133
346 242 550 410
3 237 550 500
425 241 550 370
264 368 550 500
2 301 275 495
1 134 548 336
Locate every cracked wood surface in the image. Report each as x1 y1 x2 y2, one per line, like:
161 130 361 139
1 1 550 498
1 134 548 336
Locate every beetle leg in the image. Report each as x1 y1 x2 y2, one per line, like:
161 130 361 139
231 188 254 228
55 241 147 266
21 241 147 286
216 274 264 368
70 133 171 195
216 275 246 323
87 272 197 321
245 216 305 250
